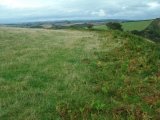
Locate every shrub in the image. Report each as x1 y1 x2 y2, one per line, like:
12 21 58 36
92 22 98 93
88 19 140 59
106 22 123 31
87 24 94 29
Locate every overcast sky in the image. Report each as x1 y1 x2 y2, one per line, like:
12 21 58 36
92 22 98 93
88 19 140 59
0 0 160 23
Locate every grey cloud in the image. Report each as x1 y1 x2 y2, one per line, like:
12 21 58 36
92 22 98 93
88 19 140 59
0 0 160 23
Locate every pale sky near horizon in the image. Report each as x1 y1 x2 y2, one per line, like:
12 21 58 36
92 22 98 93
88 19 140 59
0 0 160 23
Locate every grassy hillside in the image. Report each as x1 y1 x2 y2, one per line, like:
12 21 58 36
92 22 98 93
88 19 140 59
88 31 159 119
93 20 153 31
0 27 159 119
141 18 160 43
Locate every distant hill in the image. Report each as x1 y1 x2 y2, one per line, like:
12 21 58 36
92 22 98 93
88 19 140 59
1 19 136 29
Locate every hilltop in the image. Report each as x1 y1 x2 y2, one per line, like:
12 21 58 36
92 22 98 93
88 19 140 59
0 27 159 119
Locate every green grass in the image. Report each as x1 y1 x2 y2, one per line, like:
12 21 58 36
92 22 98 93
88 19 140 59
93 25 109 31
93 20 153 31
0 27 117 119
88 31 159 119
121 20 153 31
0 27 159 119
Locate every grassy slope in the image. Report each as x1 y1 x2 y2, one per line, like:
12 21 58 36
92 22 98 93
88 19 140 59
0 27 159 119
89 31 160 119
141 18 160 43
93 20 153 31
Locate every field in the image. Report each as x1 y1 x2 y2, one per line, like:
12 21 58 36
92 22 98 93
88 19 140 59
121 20 153 31
93 25 109 31
0 27 159 119
93 20 153 31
